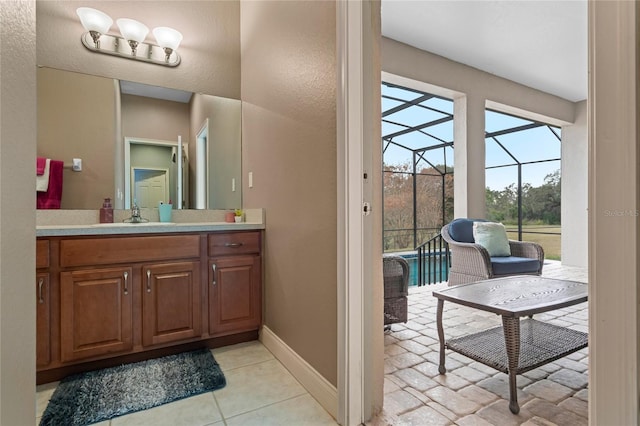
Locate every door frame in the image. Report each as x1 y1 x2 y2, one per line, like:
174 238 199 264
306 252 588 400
195 119 210 209
124 137 180 209
337 1 368 424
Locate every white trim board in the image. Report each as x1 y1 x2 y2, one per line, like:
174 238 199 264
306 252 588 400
260 326 338 420
336 1 366 424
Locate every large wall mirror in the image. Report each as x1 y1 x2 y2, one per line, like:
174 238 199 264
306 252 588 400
37 66 242 211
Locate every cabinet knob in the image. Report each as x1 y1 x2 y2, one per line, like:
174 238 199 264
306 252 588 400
123 271 129 295
38 277 45 304
146 269 152 293
211 263 217 286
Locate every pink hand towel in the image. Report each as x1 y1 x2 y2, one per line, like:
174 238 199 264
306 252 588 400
36 157 46 175
37 160 63 209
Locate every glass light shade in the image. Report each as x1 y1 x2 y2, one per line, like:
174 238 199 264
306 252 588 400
76 7 113 34
116 18 149 43
153 27 183 51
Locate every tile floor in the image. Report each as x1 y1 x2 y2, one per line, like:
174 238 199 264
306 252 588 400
37 261 588 426
370 261 589 426
36 341 337 426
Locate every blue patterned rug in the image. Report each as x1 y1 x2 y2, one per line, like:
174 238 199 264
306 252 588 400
39 348 226 426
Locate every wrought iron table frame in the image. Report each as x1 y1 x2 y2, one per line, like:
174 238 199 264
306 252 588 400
433 276 588 414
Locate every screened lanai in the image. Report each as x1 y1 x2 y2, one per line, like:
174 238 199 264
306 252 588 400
382 82 562 285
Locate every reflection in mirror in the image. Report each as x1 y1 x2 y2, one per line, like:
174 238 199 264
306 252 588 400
195 119 209 209
124 137 189 210
37 67 242 211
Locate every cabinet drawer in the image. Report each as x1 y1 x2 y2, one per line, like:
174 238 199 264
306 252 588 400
208 232 260 256
36 239 49 269
60 235 200 268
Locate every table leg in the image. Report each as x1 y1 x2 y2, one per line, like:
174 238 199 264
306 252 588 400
502 316 521 414
436 299 446 374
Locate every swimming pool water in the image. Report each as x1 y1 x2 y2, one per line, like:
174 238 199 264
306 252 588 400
399 253 449 286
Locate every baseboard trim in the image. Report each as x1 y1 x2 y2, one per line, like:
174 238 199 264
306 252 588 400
260 326 338 419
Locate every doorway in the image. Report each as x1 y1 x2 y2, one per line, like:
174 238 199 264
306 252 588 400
132 168 170 208
123 137 188 209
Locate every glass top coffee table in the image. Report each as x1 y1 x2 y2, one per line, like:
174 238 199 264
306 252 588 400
433 275 588 414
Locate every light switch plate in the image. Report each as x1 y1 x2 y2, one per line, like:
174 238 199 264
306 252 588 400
72 158 82 172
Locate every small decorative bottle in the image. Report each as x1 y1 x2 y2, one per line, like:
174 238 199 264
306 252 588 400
100 198 114 223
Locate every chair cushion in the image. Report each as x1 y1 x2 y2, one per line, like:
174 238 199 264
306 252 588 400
473 222 511 257
490 256 540 275
448 218 486 243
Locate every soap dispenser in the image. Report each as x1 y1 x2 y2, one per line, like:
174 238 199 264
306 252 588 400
100 198 114 223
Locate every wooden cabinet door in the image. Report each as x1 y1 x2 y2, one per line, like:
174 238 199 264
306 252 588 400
36 273 50 368
60 267 133 362
142 261 202 346
209 255 262 336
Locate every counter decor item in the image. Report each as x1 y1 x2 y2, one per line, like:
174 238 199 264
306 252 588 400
99 198 113 223
224 211 235 223
234 209 243 223
158 202 173 222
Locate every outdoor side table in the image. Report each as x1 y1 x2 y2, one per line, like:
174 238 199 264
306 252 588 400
433 276 588 414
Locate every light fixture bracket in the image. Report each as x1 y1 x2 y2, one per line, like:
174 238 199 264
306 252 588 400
81 32 181 67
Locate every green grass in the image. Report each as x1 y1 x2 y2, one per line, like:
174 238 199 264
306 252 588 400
505 224 561 260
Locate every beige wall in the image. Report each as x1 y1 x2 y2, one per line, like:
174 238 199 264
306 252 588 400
36 1 240 100
561 100 588 267
241 0 338 385
37 67 116 209
190 94 242 209
122 94 191 142
0 1 37 424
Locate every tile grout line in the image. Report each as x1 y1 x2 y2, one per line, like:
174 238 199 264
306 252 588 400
218 391 311 424
211 391 228 426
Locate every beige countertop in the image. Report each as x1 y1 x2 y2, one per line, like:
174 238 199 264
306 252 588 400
36 208 265 237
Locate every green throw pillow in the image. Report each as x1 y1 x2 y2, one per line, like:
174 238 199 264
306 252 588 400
473 222 511 257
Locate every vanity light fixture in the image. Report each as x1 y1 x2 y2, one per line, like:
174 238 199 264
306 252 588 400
116 18 149 57
76 7 182 67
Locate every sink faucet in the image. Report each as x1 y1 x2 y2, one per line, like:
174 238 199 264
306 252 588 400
131 201 142 222
124 200 147 223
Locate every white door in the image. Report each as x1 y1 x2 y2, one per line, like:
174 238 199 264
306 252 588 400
133 168 169 208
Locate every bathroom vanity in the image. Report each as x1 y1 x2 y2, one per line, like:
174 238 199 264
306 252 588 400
35 219 263 384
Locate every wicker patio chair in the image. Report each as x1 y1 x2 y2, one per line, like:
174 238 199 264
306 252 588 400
383 255 409 328
441 218 544 286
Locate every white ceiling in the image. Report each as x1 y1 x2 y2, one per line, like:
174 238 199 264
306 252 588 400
381 0 587 102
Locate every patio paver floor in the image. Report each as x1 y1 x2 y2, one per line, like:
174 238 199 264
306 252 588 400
369 261 588 426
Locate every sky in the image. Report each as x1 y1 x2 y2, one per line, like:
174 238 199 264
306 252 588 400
382 84 561 190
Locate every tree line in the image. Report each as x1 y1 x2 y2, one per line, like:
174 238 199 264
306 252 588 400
384 164 560 251
486 169 560 225
383 163 453 251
